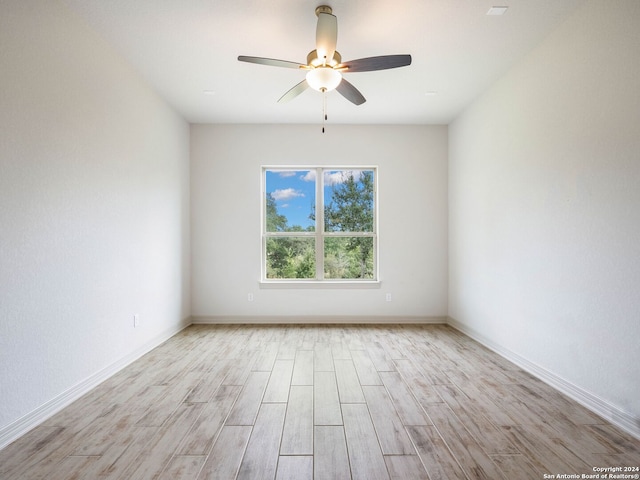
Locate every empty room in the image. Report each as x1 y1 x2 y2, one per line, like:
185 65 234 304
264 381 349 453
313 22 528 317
1 0 639 479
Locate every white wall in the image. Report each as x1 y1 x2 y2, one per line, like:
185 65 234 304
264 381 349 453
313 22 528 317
449 0 640 429
0 0 190 440
191 124 448 321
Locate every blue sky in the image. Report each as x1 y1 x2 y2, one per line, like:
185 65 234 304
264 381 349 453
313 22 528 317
266 170 316 229
266 169 371 229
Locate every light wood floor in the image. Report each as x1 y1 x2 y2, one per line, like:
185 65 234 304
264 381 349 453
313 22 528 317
1 324 639 479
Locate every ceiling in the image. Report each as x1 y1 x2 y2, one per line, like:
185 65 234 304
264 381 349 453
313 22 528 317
62 0 584 125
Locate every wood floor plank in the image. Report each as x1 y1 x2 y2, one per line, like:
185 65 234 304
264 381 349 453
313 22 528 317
7 419 130 480
225 371 270 426
334 359 365 403
263 359 294 403
446 376 520 427
506 383 617 458
125 402 206 480
237 403 287 480
291 349 314 386
280 386 313 455
407 425 467 480
425 403 508 480
314 342 334 371
184 361 231 403
332 341 352 360
384 454 430 480
377 332 410 360
351 349 383 385
364 341 396 372
277 343 298 360
275 456 313 480
198 425 252 480
587 424 640 455
314 426 351 480
70 404 149 456
471 377 549 426
434 383 519 455
362 385 415 455
393 358 443 405
158 455 206 479
221 349 257 386
46 455 100 480
379 371 431 426
314 371 343 425
178 385 242 455
130 386 177 426
74 366 139 405
42 398 119 431
0 426 65 478
342 403 390 480
252 341 279 372
405 343 453 385
78 426 159 479
512 377 605 425
500 424 593 474
490 454 541 480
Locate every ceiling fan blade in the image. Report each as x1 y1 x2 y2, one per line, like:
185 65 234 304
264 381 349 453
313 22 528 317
238 56 305 69
336 78 366 106
278 80 309 103
342 54 412 73
316 12 337 64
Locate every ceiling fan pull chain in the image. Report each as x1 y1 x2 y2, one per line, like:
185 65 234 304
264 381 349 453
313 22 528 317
322 91 327 133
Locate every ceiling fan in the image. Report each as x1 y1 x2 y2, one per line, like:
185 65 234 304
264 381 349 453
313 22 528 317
238 5 412 107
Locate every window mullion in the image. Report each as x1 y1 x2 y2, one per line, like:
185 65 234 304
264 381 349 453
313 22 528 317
315 167 324 280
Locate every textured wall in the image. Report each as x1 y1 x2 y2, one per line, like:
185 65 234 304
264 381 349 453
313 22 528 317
449 0 640 421
190 124 448 320
0 0 190 433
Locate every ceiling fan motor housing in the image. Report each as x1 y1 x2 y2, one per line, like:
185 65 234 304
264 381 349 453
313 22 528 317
307 49 341 68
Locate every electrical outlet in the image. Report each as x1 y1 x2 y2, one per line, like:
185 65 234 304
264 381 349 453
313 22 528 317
248 293 254 302
386 293 392 302
133 314 140 328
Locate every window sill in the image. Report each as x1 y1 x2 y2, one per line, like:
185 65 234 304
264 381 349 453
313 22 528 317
259 280 381 289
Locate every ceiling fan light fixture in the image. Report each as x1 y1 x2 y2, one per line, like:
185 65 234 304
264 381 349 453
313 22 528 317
306 67 342 92
238 5 411 108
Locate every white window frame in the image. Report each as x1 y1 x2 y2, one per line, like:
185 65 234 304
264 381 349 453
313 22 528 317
261 166 379 286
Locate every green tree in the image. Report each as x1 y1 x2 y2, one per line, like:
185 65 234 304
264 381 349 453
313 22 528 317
265 192 315 278
266 193 287 232
324 171 374 278
266 193 289 276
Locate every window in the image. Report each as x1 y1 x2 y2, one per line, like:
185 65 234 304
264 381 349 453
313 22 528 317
263 167 377 282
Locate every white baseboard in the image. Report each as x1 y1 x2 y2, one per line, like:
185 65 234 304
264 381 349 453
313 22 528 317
447 316 640 441
190 315 447 325
0 318 192 451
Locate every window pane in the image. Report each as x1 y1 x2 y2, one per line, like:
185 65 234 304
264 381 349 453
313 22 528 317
266 170 316 232
266 237 316 279
324 169 374 232
324 237 374 279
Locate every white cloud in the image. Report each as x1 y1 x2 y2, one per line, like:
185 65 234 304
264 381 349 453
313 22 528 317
324 170 363 186
300 171 316 182
271 188 304 201
278 171 297 178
